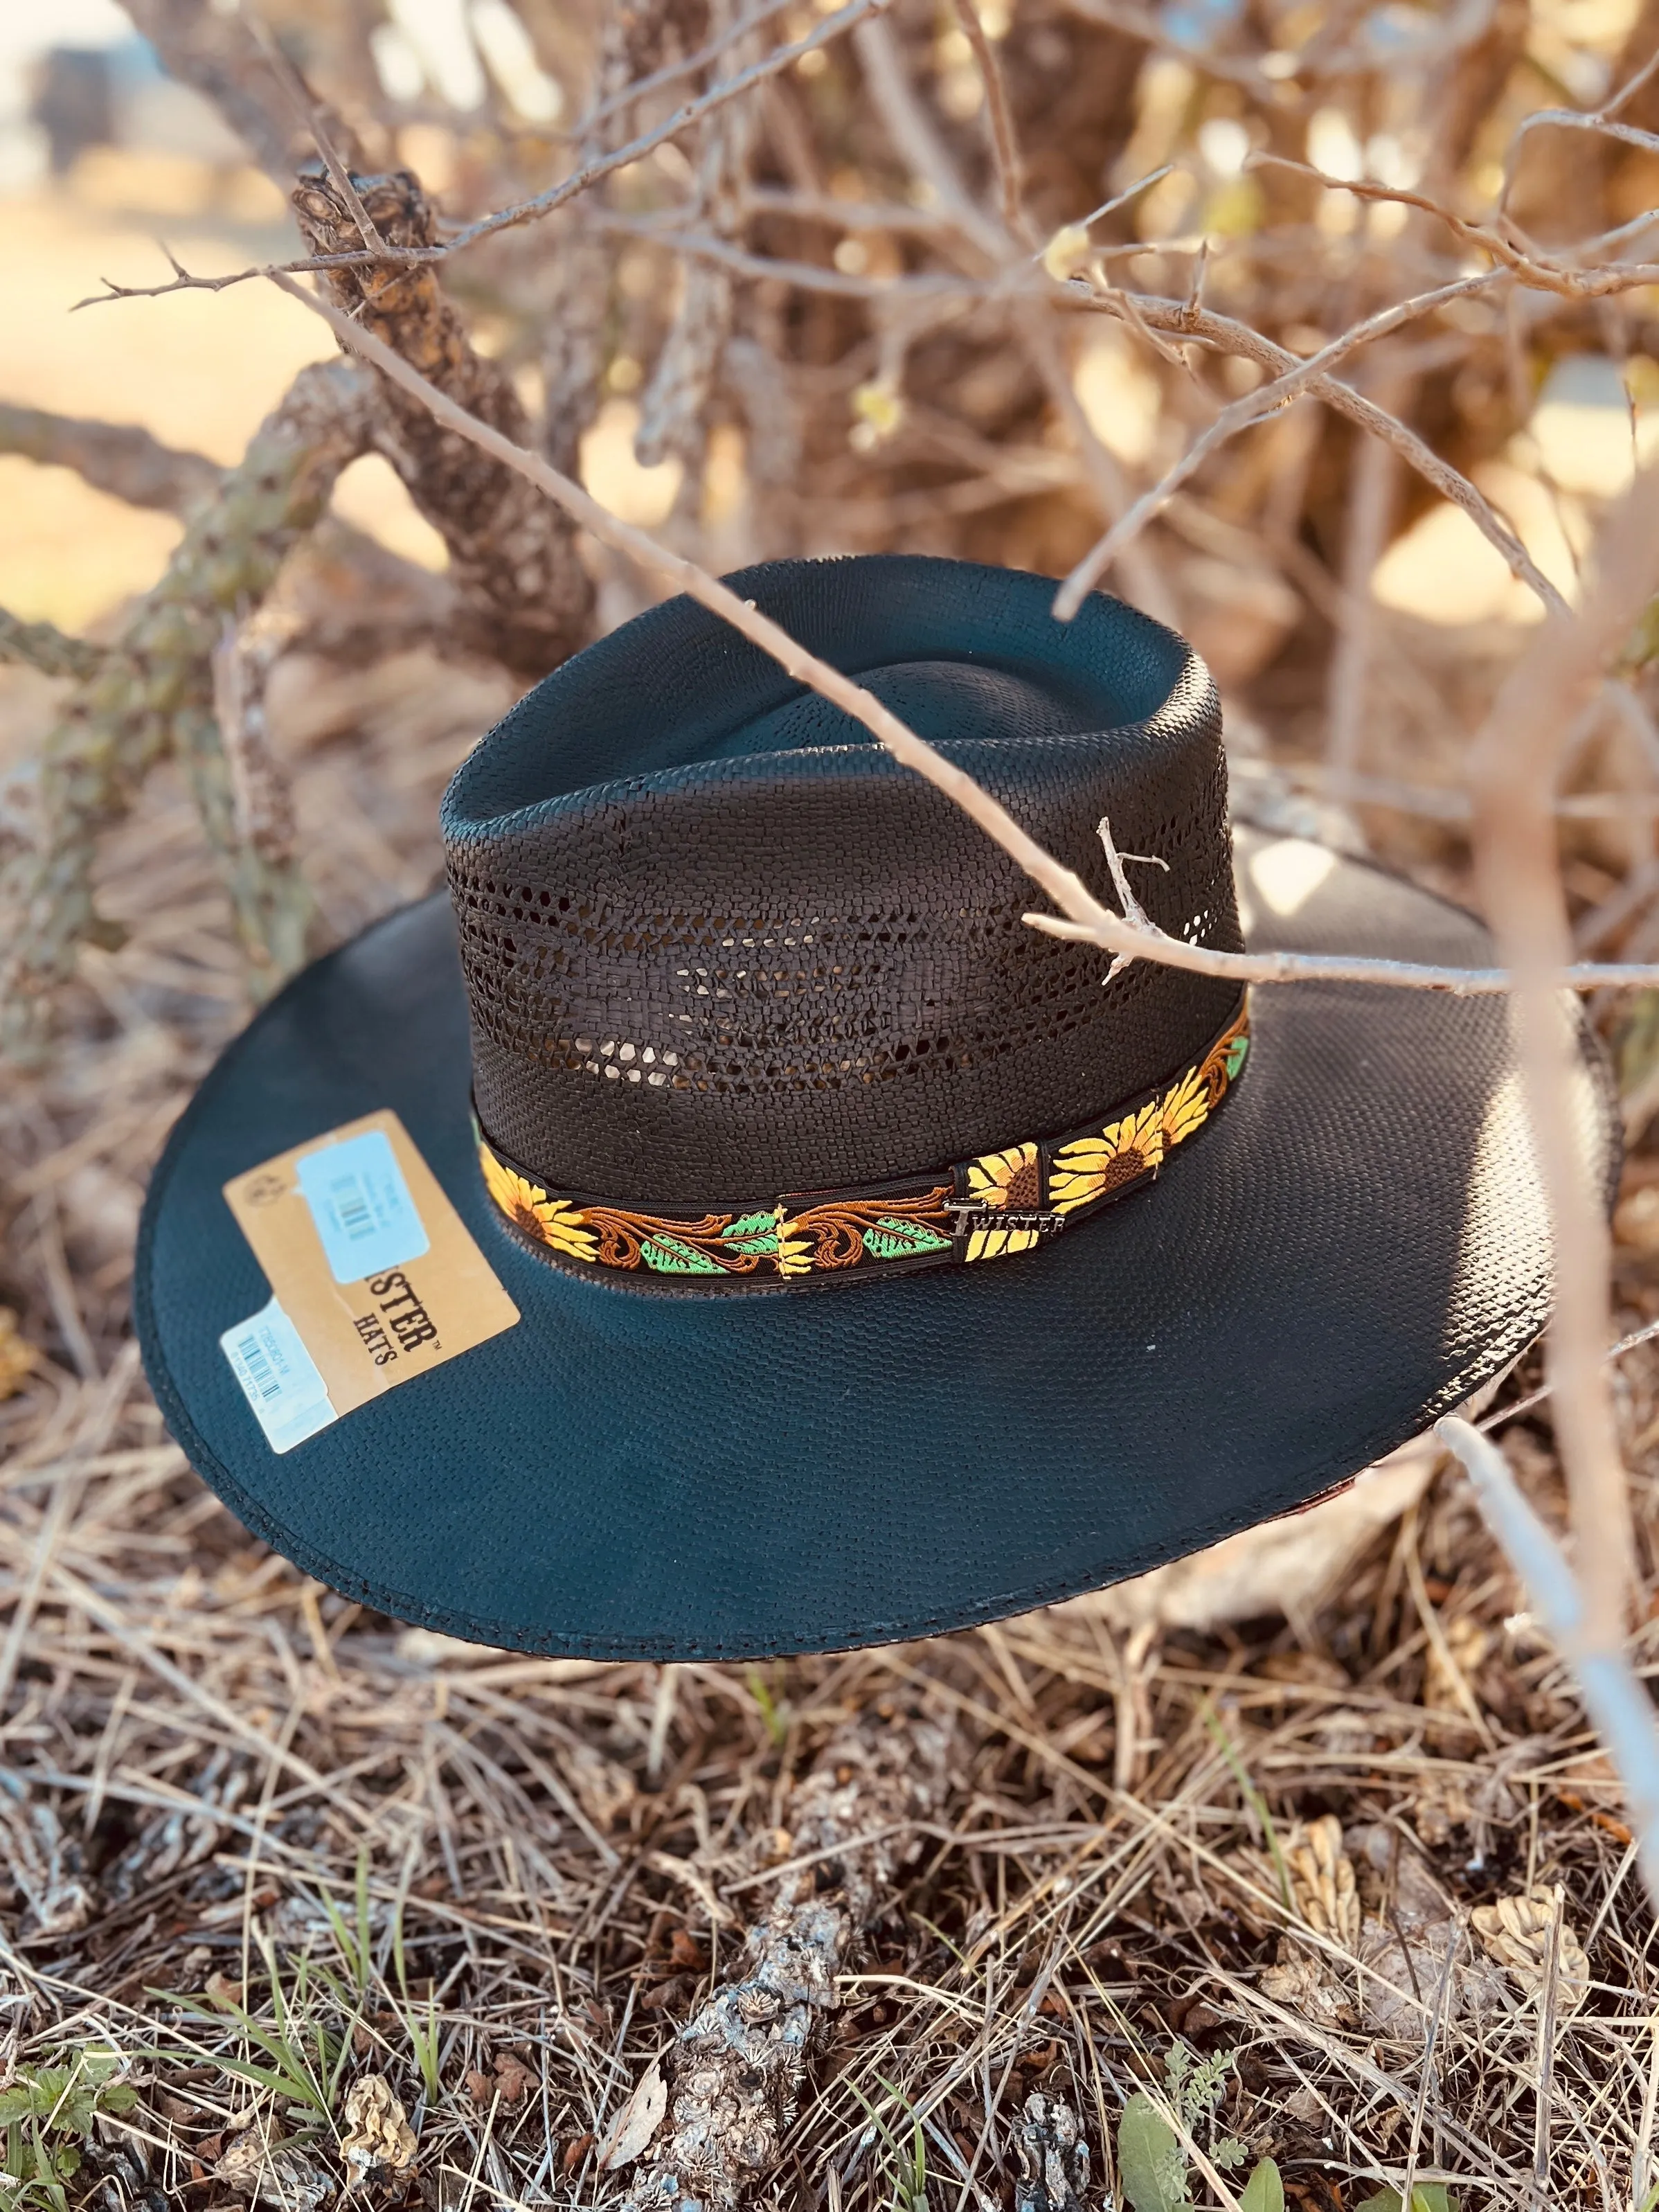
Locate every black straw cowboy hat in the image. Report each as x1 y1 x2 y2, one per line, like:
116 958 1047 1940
136 555 1615 1659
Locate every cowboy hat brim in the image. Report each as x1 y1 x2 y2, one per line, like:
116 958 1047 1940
135 826 1614 1658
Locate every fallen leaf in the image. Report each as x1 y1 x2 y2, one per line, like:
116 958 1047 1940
562 2132 594 2174
492 2053 536 2107
1259 1940 1355 2029
1115 2091 1188 2212
0 1307 36 1401
667 1927 709 1972
1471 1886 1590 2015
596 2058 667 2173
340 2074 418 2182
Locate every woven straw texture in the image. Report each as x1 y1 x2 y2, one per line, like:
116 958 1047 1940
444 558 1241 1204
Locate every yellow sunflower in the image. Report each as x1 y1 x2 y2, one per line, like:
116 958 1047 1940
478 1142 598 1263
1049 1098 1164 1215
1158 1065 1210 1149
963 1141 1043 1261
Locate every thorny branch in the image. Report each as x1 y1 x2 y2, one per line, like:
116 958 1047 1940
1066 286 1566 615
74 0 897 311
291 168 593 677
1055 271 1569 621
0 359 373 1051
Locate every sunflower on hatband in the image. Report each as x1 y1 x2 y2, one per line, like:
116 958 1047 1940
1050 1098 1166 1216
479 1142 600 1263
962 1141 1043 1262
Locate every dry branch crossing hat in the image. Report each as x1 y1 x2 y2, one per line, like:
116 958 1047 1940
136 555 1617 1658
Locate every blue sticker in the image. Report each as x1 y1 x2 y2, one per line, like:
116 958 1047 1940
221 1296 337 1454
294 1127 431 1285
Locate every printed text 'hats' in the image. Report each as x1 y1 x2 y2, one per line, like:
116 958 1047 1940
137 556 1615 1658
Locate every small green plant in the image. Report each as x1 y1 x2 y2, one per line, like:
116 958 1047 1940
1356 2189 1460 2212
845 2076 927 2212
1115 2044 1276 2212
0 2050 138 2212
392 1899 443 2106
319 1848 377 1998
148 1939 351 2120
744 1665 790 1750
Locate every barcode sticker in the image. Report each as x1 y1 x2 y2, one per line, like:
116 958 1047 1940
295 1127 430 1284
220 1296 337 1454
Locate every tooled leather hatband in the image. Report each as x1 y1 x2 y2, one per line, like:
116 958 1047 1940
476 996 1249 1287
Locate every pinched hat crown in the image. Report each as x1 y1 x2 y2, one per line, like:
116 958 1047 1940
441 558 1244 1238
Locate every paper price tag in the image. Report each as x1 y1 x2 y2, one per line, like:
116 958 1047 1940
220 1109 519 1454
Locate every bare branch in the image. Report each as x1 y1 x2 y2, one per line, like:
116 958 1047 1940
243 10 386 253
1252 150 1659 299
0 404 220 514
581 0 805 136
271 262 1659 1001
1052 271 1524 620
1072 285 1568 615
80 0 895 310
1439 1417 1659 1912
441 0 895 259
1465 470 1659 1633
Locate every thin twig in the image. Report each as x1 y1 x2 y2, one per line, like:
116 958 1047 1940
1437 1418 1659 1912
243 10 386 253
1251 150 1659 300
1052 271 1521 620
271 267 1659 1001
1070 285 1568 614
947 0 1027 240
77 0 895 310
